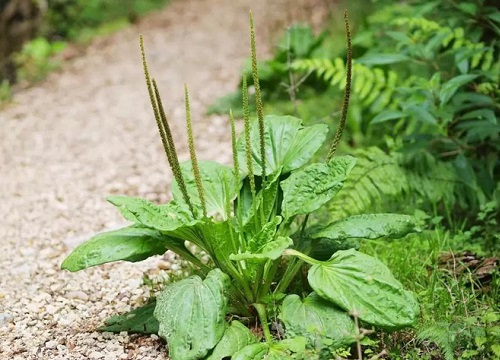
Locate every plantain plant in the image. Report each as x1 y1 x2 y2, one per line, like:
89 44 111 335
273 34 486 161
62 12 421 359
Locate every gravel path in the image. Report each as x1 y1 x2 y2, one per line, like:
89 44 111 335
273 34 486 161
0 1 327 358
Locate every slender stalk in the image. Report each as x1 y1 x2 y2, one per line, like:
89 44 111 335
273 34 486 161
326 10 352 162
249 11 266 185
253 303 273 343
184 84 207 217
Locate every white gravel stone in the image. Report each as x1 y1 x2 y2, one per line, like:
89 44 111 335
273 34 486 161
0 313 14 325
45 340 58 349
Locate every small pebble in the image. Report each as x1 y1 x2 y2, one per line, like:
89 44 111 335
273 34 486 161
66 291 89 301
0 313 14 325
45 340 58 349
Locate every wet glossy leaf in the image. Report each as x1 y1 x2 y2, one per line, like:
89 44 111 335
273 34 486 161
308 249 419 329
154 269 231 360
311 214 419 241
61 226 167 271
100 301 158 334
206 320 258 360
280 293 356 349
237 115 328 176
281 156 356 219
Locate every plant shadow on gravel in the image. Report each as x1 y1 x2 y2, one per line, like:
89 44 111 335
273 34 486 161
61 11 424 360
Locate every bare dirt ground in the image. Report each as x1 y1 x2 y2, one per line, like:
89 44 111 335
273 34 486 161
0 0 328 358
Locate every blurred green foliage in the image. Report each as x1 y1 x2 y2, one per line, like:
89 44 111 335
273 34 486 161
210 0 500 224
44 0 170 41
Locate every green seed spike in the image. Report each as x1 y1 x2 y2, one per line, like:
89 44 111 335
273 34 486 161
242 75 256 196
184 84 207 218
249 11 266 183
229 109 240 184
152 80 194 215
140 36 171 164
326 10 352 162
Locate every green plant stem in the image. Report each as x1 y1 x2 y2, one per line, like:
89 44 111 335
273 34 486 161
253 265 264 297
275 257 303 294
258 259 280 300
253 303 273 343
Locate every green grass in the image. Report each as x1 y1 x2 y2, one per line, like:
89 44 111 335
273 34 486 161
360 228 500 359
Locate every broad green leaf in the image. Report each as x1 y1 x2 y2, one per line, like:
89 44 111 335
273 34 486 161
281 156 356 219
107 196 204 246
282 124 329 173
248 216 282 251
230 236 292 263
357 53 409 65
172 161 240 218
371 110 406 124
439 74 478 105
197 220 240 276
311 214 419 241
310 237 360 261
206 321 258 360
100 301 158 334
273 337 307 354
232 343 269 360
154 269 231 360
308 249 419 329
241 171 281 232
61 226 167 271
237 115 328 176
280 293 356 349
293 226 359 261
108 196 198 231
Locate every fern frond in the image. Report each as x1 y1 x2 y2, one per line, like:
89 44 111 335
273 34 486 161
417 323 456 360
292 58 404 113
326 147 468 219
